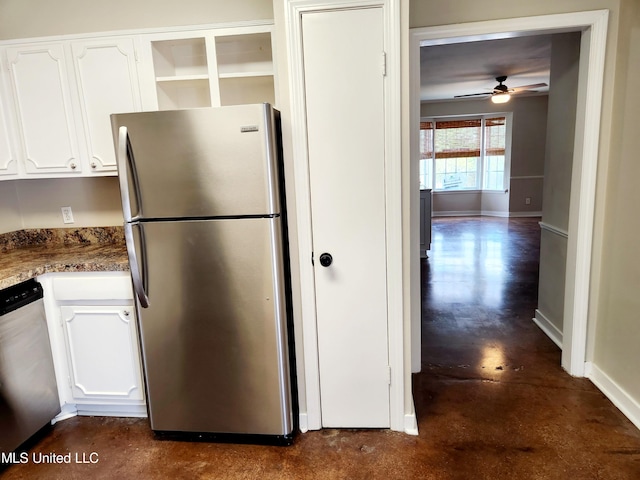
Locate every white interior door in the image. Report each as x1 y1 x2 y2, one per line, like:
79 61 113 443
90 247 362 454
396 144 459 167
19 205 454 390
302 7 390 428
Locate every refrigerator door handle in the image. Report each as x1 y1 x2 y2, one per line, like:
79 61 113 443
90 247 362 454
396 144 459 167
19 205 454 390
117 126 142 222
124 222 150 308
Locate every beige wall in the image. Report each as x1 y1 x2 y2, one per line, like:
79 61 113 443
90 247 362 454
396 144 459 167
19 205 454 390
0 0 273 40
542 33 581 231
536 32 581 336
0 178 123 234
592 0 640 401
0 180 22 233
422 95 548 216
15 177 124 230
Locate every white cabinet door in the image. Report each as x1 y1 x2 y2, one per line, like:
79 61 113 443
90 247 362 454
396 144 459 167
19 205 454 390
302 8 390 428
71 37 141 173
0 70 17 177
60 305 144 403
6 43 82 174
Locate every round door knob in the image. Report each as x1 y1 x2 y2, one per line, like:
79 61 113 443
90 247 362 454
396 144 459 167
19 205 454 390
319 253 333 267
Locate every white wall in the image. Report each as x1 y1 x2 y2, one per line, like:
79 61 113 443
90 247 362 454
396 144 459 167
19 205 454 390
421 95 548 216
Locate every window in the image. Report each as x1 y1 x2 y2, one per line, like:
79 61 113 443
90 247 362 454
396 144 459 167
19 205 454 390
419 115 509 191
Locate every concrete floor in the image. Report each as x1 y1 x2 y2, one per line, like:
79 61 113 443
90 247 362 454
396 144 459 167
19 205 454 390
2 217 640 479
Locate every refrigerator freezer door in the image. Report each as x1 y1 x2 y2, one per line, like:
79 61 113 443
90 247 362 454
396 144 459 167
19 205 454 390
112 104 281 219
128 218 293 435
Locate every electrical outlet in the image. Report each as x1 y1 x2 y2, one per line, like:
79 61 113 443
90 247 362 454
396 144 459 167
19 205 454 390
61 206 74 224
525 197 531 205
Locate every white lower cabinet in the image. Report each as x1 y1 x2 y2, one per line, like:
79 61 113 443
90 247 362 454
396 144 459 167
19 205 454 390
40 272 146 420
60 305 144 403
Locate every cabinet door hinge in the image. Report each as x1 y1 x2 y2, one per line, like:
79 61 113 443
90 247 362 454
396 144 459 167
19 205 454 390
381 52 387 77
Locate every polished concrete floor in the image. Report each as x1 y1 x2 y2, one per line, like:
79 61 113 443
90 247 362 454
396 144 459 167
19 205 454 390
2 217 640 479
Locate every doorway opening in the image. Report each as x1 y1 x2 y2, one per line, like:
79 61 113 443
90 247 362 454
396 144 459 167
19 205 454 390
409 10 609 379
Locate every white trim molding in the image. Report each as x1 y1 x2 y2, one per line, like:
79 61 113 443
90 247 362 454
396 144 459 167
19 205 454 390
539 221 569 239
510 175 545 180
285 0 405 432
410 9 609 380
586 362 640 432
533 310 563 349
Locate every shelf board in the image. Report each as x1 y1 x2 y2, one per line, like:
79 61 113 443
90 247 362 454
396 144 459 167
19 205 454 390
155 74 209 83
218 71 273 79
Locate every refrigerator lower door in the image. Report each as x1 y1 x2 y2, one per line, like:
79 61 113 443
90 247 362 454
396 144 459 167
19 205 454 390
128 218 293 438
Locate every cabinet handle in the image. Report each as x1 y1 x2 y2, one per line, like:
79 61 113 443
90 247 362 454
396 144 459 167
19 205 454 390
70 163 77 170
123 310 130 317
91 162 97 169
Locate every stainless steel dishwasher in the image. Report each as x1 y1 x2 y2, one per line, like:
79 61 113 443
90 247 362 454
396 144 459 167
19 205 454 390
0 279 60 453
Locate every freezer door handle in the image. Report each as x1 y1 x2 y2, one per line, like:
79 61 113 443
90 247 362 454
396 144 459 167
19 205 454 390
117 126 143 222
124 222 150 308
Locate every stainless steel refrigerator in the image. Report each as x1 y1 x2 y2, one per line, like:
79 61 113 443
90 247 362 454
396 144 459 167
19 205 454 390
111 104 295 445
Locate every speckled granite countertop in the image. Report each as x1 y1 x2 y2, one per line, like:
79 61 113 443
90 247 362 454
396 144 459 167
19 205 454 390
0 227 129 289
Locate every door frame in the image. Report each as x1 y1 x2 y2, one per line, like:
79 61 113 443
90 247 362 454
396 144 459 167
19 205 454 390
409 10 609 377
285 0 405 432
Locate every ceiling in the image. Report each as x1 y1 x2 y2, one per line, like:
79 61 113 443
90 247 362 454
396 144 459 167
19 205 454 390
419 34 553 103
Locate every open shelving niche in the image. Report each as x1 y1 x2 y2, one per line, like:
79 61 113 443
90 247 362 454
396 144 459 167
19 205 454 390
148 29 275 111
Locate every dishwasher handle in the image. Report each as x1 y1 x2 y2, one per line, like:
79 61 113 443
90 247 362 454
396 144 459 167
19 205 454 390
0 279 43 316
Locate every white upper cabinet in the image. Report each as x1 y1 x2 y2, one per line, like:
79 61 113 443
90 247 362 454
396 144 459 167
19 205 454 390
0 21 275 181
4 38 142 178
0 61 18 177
6 43 82 175
71 37 142 173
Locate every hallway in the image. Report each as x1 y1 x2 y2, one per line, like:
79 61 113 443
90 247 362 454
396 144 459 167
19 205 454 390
2 217 640 479
414 216 640 478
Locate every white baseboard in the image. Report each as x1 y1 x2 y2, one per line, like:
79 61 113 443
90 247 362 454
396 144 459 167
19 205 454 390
75 404 147 418
432 210 480 217
586 362 640 432
432 210 509 217
509 211 543 218
299 412 416 435
404 413 419 436
432 210 542 218
533 309 563 349
298 413 309 433
52 404 78 424
52 403 147 423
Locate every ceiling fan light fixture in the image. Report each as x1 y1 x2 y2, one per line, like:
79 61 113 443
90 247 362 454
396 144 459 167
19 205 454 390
491 93 511 104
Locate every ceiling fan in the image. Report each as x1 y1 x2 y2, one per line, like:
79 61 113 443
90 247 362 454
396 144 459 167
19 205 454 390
454 75 548 103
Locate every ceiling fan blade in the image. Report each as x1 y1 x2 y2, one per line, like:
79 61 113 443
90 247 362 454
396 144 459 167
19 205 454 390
454 92 491 98
510 82 548 92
